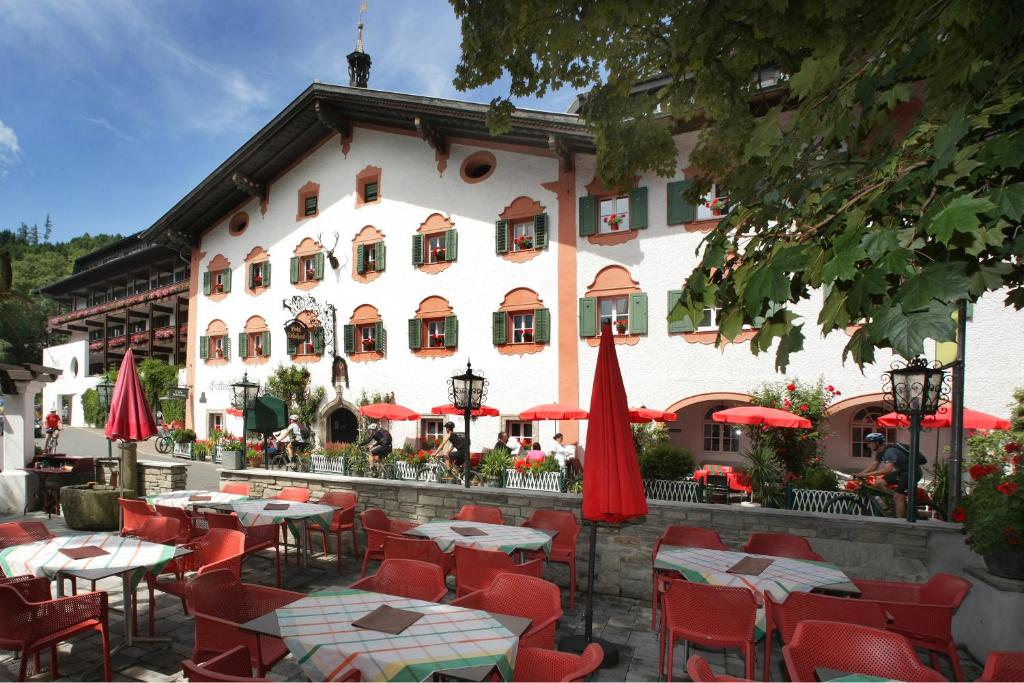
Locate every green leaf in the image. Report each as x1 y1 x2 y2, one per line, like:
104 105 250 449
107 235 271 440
788 46 842 99
876 248 917 276
868 303 955 358
969 262 1012 295
843 325 877 367
925 195 996 245
896 262 972 311
744 106 782 160
818 289 850 330
860 230 900 262
774 324 805 373
719 306 745 340
739 264 790 315
847 268 888 314
991 183 1024 221
931 109 968 174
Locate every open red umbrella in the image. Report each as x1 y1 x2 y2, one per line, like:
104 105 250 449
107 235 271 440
628 406 678 423
104 349 157 442
876 406 1011 431
430 403 500 417
358 402 420 421
519 403 589 420
712 405 812 429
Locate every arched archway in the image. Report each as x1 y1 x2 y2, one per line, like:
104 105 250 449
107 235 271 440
327 407 358 444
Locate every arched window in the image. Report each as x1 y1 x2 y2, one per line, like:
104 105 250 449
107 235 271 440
703 405 739 453
851 407 895 458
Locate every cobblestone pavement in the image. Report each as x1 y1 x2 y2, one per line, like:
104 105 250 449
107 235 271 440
0 512 981 682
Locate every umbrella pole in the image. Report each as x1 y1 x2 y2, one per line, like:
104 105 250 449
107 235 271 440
559 521 619 668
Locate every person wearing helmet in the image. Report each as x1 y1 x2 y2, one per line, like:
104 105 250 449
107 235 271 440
859 432 925 519
360 422 393 465
432 421 467 470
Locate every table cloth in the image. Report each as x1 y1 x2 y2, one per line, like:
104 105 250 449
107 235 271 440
407 521 552 557
143 489 248 509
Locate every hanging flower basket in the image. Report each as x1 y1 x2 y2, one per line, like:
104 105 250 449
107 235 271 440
362 337 376 350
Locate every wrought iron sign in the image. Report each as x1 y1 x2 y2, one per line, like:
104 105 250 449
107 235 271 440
282 294 337 357
284 318 309 342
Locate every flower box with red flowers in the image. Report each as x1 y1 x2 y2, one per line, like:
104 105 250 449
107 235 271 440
704 196 728 216
89 341 103 351
514 236 533 250
362 337 376 351
430 334 446 346
602 213 625 230
252 275 263 287
213 284 224 294
431 247 446 260
305 268 316 280
615 321 628 334
958 438 1023 575
108 337 126 348
521 329 534 343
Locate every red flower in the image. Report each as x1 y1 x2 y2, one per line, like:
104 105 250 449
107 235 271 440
1012 455 1021 467
1005 442 1021 453
951 506 966 523
1004 527 1021 545
845 480 860 491
997 482 1019 496
799 404 809 412
833 390 841 396
969 464 999 480
826 385 835 392
783 399 792 408
786 383 796 392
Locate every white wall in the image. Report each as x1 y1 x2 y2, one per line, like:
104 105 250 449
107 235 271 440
40 338 96 427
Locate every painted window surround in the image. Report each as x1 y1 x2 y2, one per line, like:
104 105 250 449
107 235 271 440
291 237 324 292
296 181 320 221
495 196 548 263
204 254 231 302
244 246 271 296
201 319 229 366
410 295 456 358
493 288 548 357
355 165 382 208
460 151 496 184
345 304 385 363
579 176 647 246
580 266 646 346
289 310 324 363
240 315 270 365
352 225 386 283
413 213 456 274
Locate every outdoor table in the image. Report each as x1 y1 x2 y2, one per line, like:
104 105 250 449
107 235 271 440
240 587 526 682
19 467 75 517
653 546 858 639
406 521 553 557
0 532 189 650
142 489 249 511
218 499 335 567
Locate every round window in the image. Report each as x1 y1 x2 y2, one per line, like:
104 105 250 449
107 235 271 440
460 151 496 184
229 211 249 236
69 357 79 377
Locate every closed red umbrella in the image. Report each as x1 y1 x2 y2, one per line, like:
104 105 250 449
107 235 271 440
430 403 500 417
358 403 420 421
712 405 812 429
519 403 589 420
628 406 678 423
104 349 157 442
876 406 1011 431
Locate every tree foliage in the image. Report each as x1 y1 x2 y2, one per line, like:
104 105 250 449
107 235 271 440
265 365 326 432
451 0 1024 367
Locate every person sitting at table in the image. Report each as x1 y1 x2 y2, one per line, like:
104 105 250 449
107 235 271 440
526 440 546 463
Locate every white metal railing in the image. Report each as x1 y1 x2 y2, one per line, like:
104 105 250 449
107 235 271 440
310 454 346 475
394 461 439 482
172 442 192 459
643 479 702 503
791 488 878 516
504 469 563 492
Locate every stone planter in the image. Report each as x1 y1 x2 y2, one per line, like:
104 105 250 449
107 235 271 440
60 484 119 531
984 551 1024 580
220 449 244 470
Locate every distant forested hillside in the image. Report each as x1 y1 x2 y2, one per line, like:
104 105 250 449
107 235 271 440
0 216 122 365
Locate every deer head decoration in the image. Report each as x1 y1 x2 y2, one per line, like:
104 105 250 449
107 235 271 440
318 231 341 269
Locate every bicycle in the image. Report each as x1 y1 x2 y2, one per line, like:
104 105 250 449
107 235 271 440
153 425 173 454
824 476 893 517
43 429 60 455
269 441 312 471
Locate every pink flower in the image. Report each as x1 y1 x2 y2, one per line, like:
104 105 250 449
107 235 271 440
783 399 792 408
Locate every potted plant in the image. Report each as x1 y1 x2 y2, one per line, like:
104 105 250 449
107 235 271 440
514 235 533 250
362 337 376 351
957 442 1022 578
432 247 446 261
480 446 512 487
218 435 244 470
192 441 209 461
247 447 264 468
522 329 534 343
615 320 628 335
743 444 784 507
252 273 263 287
431 333 446 346
603 213 625 230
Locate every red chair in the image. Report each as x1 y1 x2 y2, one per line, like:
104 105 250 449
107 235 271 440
763 590 889 680
0 576 112 682
273 487 311 562
451 573 562 649
384 535 454 576
978 651 1024 682
349 559 448 602
686 655 751 682
521 510 581 608
453 544 544 597
452 504 504 525
221 482 251 496
0 521 55 547
118 497 156 535
306 491 358 571
651 525 729 628
659 579 757 681
205 511 282 588
852 572 971 681
740 532 823 561
360 509 417 577
187 569 303 677
182 645 269 682
513 643 603 682
155 504 208 544
782 620 946 682
131 515 181 544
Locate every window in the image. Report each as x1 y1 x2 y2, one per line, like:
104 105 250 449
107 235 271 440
89 330 103 342
303 195 318 217
698 307 721 331
599 297 629 334
506 420 533 446
511 221 535 251
852 407 894 458
426 319 446 348
426 235 446 264
599 196 630 233
214 271 226 293
512 313 534 343
203 267 231 295
211 335 225 359
248 332 264 357
153 314 171 328
301 256 316 282
229 212 248 235
363 181 378 203
359 325 375 351
421 418 444 448
703 405 740 452
208 412 224 435
696 183 729 221
302 327 316 355
250 262 267 288
110 325 124 337
460 151 496 183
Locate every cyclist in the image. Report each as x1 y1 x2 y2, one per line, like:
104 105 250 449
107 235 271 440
432 421 468 471
859 432 925 519
44 409 61 453
360 423 393 466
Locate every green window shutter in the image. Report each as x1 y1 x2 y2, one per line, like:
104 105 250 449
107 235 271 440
290 257 299 283
579 297 597 337
445 230 458 261
222 268 232 293
667 180 695 225
408 318 421 349
222 335 231 360
492 311 507 346
313 327 325 355
264 262 271 287
202 272 211 296
495 220 509 254
261 330 271 356
356 245 366 274
534 213 549 248
343 324 355 354
534 308 551 343
199 336 209 360
374 321 385 352
629 187 649 230
287 334 298 356
238 332 248 358
375 242 386 272
314 252 325 280
579 195 597 236
629 292 649 334
412 234 424 266
247 264 254 289
444 315 459 347
667 290 695 333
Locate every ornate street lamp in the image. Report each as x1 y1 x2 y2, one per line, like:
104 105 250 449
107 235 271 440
885 357 947 522
449 361 487 489
231 373 261 470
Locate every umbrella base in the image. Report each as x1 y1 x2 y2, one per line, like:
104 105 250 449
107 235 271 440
558 634 620 669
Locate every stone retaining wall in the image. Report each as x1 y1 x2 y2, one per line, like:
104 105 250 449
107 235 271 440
97 459 189 497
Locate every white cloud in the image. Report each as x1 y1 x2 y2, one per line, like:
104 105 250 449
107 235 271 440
0 119 20 170
77 116 134 142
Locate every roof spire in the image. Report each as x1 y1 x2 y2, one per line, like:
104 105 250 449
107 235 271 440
347 1 371 88
357 1 367 53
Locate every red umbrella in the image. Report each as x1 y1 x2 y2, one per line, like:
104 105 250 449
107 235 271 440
712 405 812 429
628 406 678 423
358 402 420 421
519 403 589 420
876 406 1011 431
430 404 500 417
104 349 157 442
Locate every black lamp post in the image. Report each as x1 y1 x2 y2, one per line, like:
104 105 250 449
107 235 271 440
449 361 487 489
885 357 947 522
231 373 261 470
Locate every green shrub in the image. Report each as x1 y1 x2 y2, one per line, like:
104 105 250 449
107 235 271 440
161 399 185 424
638 444 695 481
191 441 209 459
480 447 512 480
744 444 784 507
960 449 1022 556
81 388 106 427
632 422 669 457
172 428 196 444
793 465 839 491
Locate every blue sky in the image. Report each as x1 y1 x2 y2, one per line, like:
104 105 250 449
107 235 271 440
0 0 580 242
